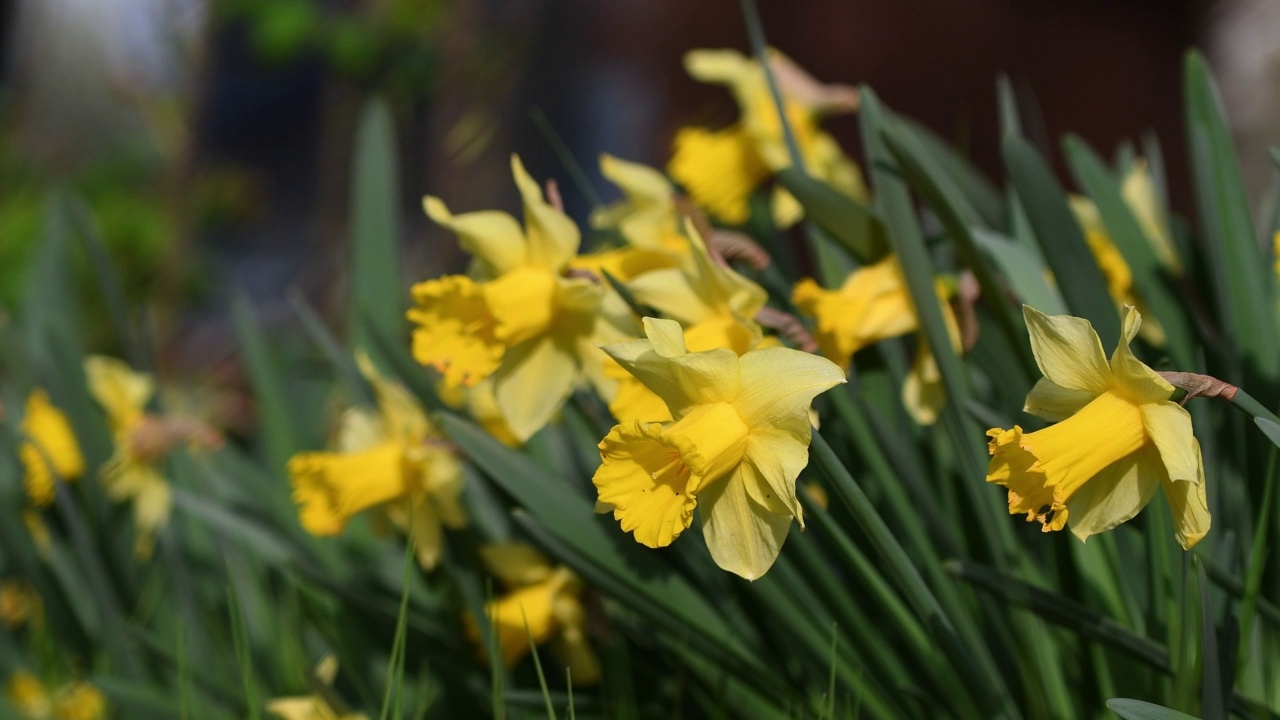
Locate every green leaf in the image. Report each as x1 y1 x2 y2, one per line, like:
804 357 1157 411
1184 50 1279 384
1002 134 1120 346
1105 699 1201 720
1062 135 1195 368
1255 417 1280 450
349 97 405 365
774 169 886 262
231 291 297 474
1196 559 1225 720
970 228 1066 314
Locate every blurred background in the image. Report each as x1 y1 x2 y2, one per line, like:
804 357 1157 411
1 0 1277 401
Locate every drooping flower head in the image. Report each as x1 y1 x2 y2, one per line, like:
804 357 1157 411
593 318 845 579
669 47 866 227
407 155 606 441
792 255 961 425
986 306 1210 548
18 390 85 507
290 354 465 569
473 542 599 686
85 356 221 560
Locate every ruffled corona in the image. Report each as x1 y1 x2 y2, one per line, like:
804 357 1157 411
669 125 769 225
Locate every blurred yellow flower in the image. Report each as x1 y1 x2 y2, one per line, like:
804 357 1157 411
475 542 599 686
594 317 844 579
267 655 368 720
19 390 84 507
290 355 465 569
1120 159 1181 275
986 306 1210 548
589 154 688 255
86 356 220 560
668 48 866 227
408 155 606 441
606 226 770 423
0 580 41 628
792 256 961 425
4 674 105 720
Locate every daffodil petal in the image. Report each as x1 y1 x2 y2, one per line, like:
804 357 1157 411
683 48 753 87
629 268 712 325
494 335 579 442
1110 306 1174 404
1064 445 1161 543
1022 305 1110 394
423 196 526 276
743 423 810 524
600 153 673 205
699 471 792 581
1139 401 1199 484
1023 377 1098 422
602 344 741 419
733 347 845 429
479 542 554 586
407 495 444 570
511 155 580 271
902 345 944 426
1162 440 1210 549
643 317 688 358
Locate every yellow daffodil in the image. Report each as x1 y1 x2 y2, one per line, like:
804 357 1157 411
267 655 368 720
475 542 599 686
0 580 41 628
4 673 106 720
986 306 1210 548
408 155 608 441
594 317 844 579
18 390 84 507
603 225 771 424
290 355 465 568
85 356 220 560
792 255 961 425
669 47 866 227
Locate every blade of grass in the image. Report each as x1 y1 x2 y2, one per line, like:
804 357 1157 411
1196 559 1225 720
228 577 261 720
522 608 558 720
379 534 416 720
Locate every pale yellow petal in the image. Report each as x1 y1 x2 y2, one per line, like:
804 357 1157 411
683 48 753 87
511 154 580 271
406 495 444 570
599 153 672 206
1162 440 1210 549
1023 377 1098 422
494 335 579 442
742 422 811 524
479 542 554 586
423 196 526 276
732 347 845 430
1139 402 1199 484
643 317 687 358
1109 306 1174 404
601 341 741 420
1122 159 1181 274
1065 446 1161 543
628 268 714 325
902 345 944 426
698 472 792 580
84 355 154 429
1022 305 1111 395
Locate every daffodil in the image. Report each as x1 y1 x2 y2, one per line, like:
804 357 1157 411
589 153 689 255
18 390 84 507
668 47 866 227
986 306 1210 548
267 655 368 720
290 355 465 568
408 155 610 441
4 673 106 720
1121 159 1181 274
85 356 220 560
792 255 961 425
603 226 772 423
475 542 599 686
593 317 845 579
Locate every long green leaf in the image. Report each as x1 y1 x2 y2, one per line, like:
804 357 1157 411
1002 134 1120 345
231 292 297 475
1184 50 1279 385
349 97 405 363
